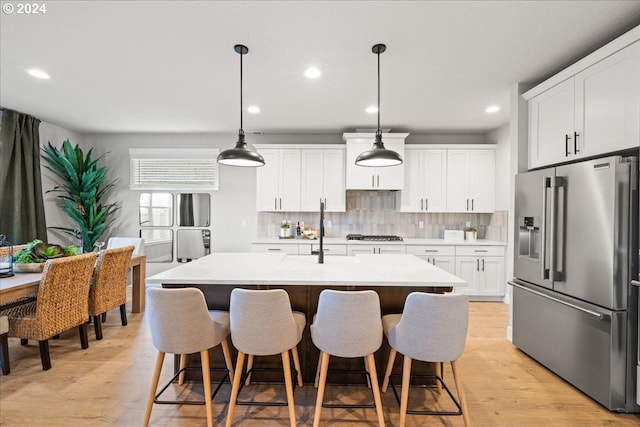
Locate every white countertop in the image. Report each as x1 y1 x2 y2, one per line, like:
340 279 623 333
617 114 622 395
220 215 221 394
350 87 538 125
147 252 466 287
252 237 506 246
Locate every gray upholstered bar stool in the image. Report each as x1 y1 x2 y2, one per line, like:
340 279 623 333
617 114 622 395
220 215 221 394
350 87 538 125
381 292 470 427
226 288 305 427
144 287 235 427
310 289 386 427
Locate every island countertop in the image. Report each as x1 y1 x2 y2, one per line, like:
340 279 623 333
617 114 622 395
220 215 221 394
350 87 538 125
147 252 466 287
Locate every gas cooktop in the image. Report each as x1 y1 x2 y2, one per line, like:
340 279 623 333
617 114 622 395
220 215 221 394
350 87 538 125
345 234 404 241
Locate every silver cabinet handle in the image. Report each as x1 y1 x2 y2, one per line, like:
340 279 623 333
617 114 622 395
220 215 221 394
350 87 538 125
274 197 277 210
421 198 424 210
574 131 579 154
482 259 485 271
279 198 282 210
476 259 479 271
471 199 474 211
510 282 607 320
425 198 428 211
474 249 488 253
377 175 380 188
372 175 375 188
424 249 438 253
466 199 469 211
267 248 282 251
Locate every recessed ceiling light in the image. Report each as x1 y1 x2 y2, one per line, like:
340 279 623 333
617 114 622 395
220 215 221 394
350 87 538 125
304 67 322 79
26 68 50 79
485 105 500 113
365 105 378 114
247 105 260 114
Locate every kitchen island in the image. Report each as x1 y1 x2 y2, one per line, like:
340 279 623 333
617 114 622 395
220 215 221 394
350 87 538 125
147 252 466 383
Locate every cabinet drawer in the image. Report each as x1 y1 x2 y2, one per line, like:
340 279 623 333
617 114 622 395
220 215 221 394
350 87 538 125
406 245 455 256
251 244 299 255
456 246 504 257
309 244 348 256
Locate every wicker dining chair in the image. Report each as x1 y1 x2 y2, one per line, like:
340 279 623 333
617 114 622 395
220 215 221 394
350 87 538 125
88 246 134 340
0 245 37 311
0 252 98 370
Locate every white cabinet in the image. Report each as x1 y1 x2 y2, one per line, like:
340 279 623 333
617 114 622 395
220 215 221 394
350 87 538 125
344 133 408 190
308 243 348 256
300 148 346 212
251 243 300 255
397 148 447 212
446 149 495 212
453 246 504 297
406 245 455 275
256 149 301 211
347 244 406 255
528 41 640 169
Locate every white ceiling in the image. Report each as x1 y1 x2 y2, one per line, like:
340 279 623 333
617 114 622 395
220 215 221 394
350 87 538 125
2 1 640 135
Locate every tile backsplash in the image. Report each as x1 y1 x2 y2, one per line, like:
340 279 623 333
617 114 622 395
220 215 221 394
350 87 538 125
258 191 507 242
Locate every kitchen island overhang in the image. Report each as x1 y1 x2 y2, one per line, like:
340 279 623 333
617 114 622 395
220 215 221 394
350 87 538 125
147 253 467 384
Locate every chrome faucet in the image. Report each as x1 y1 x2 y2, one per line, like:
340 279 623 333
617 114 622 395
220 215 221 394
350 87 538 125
311 201 325 264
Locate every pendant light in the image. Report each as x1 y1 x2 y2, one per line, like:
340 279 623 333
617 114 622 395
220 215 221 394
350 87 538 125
217 44 265 167
355 43 403 167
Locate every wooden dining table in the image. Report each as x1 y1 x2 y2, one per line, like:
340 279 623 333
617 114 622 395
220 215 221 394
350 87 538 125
0 255 147 313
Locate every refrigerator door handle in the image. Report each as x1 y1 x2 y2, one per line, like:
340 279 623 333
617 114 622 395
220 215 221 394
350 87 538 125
541 177 550 280
510 282 608 320
550 176 565 281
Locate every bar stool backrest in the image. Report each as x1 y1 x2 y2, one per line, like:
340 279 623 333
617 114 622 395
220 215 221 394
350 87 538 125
388 292 468 362
311 289 382 358
230 288 300 356
146 287 221 355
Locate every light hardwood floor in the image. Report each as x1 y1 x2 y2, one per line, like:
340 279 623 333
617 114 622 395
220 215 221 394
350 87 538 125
1 298 638 426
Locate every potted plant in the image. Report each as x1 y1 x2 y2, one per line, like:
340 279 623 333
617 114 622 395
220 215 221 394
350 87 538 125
464 226 477 241
41 139 120 253
13 239 80 272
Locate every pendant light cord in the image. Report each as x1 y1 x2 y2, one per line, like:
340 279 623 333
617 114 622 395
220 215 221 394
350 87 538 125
239 49 244 131
377 47 381 136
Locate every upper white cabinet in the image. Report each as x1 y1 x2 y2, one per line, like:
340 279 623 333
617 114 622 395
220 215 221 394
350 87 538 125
300 148 346 212
446 148 495 213
397 148 447 212
527 39 640 169
256 148 301 211
344 133 408 190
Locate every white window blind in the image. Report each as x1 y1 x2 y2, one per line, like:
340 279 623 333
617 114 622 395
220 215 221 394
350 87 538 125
129 148 220 190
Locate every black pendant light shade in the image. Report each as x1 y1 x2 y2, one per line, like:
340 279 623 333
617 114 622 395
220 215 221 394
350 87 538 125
217 44 265 167
355 43 403 167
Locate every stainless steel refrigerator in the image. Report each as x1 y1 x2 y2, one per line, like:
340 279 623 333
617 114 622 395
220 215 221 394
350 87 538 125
511 154 639 412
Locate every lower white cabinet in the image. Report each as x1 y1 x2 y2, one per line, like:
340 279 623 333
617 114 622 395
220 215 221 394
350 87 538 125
453 246 505 297
307 244 348 256
250 243 300 255
406 245 456 275
347 244 407 255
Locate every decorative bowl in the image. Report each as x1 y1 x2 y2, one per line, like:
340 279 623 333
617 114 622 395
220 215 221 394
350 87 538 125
13 262 45 273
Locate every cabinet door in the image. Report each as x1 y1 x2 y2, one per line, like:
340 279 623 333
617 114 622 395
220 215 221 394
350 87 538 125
376 139 405 190
529 78 576 169
453 256 480 295
479 256 504 296
430 256 456 275
300 149 324 211
323 149 346 212
378 245 406 254
576 41 640 157
423 149 447 211
398 150 423 211
346 141 377 189
446 150 469 212
279 149 301 211
348 245 377 256
468 150 495 212
256 150 281 211
250 243 299 255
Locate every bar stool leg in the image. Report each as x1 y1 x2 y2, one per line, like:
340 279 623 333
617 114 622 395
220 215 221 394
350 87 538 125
435 361 442 393
382 348 397 392
314 352 322 388
366 353 386 427
221 338 235 380
281 350 297 427
313 351 330 427
245 354 254 386
451 360 471 427
364 354 372 388
144 351 165 427
291 346 303 387
178 354 188 385
201 349 214 427
226 351 246 427
399 355 412 427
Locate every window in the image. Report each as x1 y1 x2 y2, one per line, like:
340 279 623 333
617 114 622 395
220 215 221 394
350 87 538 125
129 148 220 191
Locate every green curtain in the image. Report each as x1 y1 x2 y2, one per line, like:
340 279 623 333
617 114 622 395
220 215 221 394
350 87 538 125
0 109 47 244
